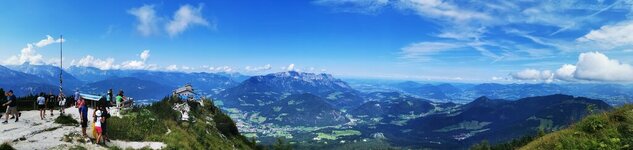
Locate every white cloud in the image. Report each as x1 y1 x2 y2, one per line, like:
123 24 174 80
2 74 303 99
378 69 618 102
395 0 490 22
208 66 234 72
165 4 210 37
554 64 577 81
35 35 64 47
165 65 179 71
573 52 633 81
512 52 633 82
128 5 159 36
2 35 64 65
120 60 146 70
510 69 554 83
71 50 156 70
119 50 154 70
71 55 117 70
577 21 633 49
313 0 389 14
140 50 150 61
283 64 296 71
400 42 463 61
245 64 272 72
181 65 193 70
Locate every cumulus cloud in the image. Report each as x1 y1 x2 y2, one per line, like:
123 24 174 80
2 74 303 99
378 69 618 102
140 50 150 61
282 64 296 71
3 35 64 65
128 5 159 36
510 69 554 83
245 64 272 72
71 50 157 70
512 52 633 82
71 55 117 70
119 50 154 70
573 52 633 81
165 64 179 71
554 64 576 81
165 4 210 37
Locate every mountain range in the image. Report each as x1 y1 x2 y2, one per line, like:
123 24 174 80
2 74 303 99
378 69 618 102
0 64 245 99
0 63 628 149
354 94 612 149
386 81 633 105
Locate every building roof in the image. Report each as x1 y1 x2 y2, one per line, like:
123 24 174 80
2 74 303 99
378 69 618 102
174 84 194 94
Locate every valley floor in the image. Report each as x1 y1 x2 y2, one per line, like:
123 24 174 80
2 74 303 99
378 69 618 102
0 107 165 149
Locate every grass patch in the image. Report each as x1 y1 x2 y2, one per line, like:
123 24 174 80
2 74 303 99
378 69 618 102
520 104 633 150
54 114 79 126
106 96 258 150
68 145 87 150
316 130 361 141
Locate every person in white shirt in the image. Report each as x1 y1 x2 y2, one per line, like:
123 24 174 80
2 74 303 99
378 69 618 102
37 93 46 120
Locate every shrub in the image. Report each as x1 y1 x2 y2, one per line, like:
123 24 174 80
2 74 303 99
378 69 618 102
107 109 167 141
0 143 15 150
213 111 240 137
54 114 79 126
579 115 607 133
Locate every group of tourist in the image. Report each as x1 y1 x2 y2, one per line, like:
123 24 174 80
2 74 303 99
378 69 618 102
75 89 129 144
1 88 131 145
36 92 66 120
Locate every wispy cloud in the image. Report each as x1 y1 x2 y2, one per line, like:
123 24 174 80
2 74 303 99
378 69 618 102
128 4 159 36
577 21 633 49
165 4 211 37
400 41 463 61
316 0 633 65
313 0 389 14
128 3 212 37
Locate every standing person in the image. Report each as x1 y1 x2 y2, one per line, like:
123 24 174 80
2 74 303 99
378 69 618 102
115 91 123 110
37 93 46 120
2 90 18 123
93 106 104 144
48 92 56 116
76 96 88 137
101 106 110 142
74 90 80 107
107 89 113 109
58 93 66 114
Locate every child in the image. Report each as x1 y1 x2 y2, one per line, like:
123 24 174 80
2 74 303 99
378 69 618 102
94 106 104 144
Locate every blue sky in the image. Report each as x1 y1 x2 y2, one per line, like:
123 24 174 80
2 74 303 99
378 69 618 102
2 0 633 83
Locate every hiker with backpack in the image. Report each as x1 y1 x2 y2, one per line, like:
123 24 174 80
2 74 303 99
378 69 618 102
2 90 19 123
58 92 66 114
